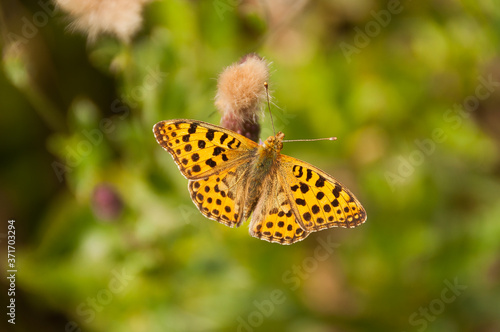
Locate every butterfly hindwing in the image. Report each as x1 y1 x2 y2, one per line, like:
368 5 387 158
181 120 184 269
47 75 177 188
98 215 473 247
249 180 310 244
153 120 258 179
279 155 367 231
188 166 247 228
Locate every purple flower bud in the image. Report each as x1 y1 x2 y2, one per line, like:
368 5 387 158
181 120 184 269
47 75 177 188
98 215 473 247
91 183 123 221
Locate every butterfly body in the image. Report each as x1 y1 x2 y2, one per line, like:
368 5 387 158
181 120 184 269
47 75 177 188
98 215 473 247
239 133 285 222
154 119 366 245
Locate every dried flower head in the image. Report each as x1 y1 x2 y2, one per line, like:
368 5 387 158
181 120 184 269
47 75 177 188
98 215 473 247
55 0 151 42
215 54 270 142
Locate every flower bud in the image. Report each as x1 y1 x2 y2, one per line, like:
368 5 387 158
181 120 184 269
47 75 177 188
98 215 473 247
91 183 123 221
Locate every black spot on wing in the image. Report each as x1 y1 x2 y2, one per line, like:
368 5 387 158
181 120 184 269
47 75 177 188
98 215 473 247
332 184 342 198
213 146 225 156
206 129 215 141
227 137 238 148
315 176 325 187
295 198 306 206
293 165 304 178
188 123 197 134
206 158 217 168
220 133 228 144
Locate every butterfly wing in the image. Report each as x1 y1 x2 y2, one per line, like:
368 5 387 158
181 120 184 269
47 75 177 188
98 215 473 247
280 155 367 231
250 154 366 244
153 119 258 179
188 165 251 228
153 119 259 227
249 176 310 244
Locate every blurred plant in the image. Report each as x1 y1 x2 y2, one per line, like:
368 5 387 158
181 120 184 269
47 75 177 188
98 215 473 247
2 43 65 132
215 53 270 142
91 183 123 221
55 0 151 42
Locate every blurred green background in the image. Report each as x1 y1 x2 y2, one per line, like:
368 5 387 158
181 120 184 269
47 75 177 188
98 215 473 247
1 0 500 331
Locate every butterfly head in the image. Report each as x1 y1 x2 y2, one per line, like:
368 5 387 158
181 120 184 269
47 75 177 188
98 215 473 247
262 132 285 152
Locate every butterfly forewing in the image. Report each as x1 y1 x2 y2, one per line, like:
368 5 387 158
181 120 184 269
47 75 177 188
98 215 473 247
279 155 367 231
153 120 257 179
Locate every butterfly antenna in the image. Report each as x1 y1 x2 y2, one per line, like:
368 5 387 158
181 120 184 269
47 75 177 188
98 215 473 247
264 82 276 135
283 137 338 143
264 82 335 142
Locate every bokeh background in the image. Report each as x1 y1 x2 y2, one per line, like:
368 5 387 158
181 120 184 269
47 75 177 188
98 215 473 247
1 0 500 331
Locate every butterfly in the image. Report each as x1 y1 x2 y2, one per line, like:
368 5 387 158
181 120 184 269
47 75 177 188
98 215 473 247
153 119 366 245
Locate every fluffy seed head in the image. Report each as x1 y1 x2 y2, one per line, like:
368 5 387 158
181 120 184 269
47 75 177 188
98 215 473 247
215 54 270 142
55 0 151 42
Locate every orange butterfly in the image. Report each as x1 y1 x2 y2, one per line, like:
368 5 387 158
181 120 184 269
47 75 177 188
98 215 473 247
153 119 366 244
